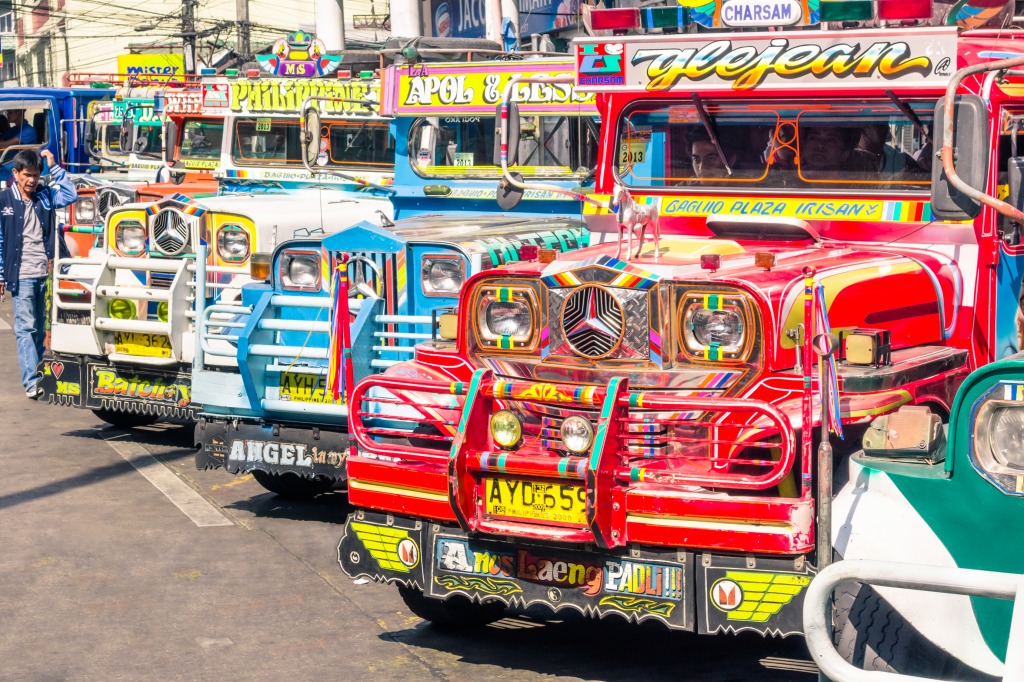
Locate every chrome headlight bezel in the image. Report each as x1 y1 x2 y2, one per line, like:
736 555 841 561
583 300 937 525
474 285 537 350
76 197 96 223
279 250 321 291
421 254 466 296
973 396 1024 486
678 290 754 363
217 224 251 263
114 220 147 257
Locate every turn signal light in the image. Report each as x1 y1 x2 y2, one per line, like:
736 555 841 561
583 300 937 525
640 5 689 29
591 8 640 31
819 0 874 20
876 0 932 19
700 254 722 272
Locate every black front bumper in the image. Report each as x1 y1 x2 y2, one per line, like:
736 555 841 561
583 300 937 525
38 353 197 420
338 510 815 636
195 417 349 483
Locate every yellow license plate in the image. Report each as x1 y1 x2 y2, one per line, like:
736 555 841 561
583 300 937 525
114 331 171 358
279 372 344 405
484 479 587 525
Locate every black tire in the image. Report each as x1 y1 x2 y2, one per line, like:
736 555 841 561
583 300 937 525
251 470 333 498
833 582 998 681
397 584 505 629
91 408 159 428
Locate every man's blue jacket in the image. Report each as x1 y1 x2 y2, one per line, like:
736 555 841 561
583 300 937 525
0 164 78 294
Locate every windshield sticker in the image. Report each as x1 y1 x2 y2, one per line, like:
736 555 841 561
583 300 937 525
576 27 956 92
388 61 596 116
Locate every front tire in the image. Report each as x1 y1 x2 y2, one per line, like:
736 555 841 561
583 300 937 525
91 409 159 428
251 470 334 498
833 582 996 680
397 584 505 629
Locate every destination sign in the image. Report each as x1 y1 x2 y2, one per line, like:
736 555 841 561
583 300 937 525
575 27 956 93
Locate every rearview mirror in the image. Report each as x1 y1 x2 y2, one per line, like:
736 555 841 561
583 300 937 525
494 102 520 167
1009 158 1024 217
119 121 136 156
162 119 178 164
303 105 322 167
931 95 988 221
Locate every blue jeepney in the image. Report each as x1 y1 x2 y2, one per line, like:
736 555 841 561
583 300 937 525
192 56 599 496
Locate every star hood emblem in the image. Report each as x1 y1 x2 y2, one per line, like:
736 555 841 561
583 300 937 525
562 285 625 358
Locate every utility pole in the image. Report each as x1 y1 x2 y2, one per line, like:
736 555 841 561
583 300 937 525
236 0 250 64
182 0 197 74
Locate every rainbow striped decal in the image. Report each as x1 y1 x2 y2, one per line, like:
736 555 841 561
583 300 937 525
1005 382 1024 401
882 200 933 222
540 327 551 360
649 329 663 368
698 372 734 390
321 245 331 286
493 379 513 399
541 271 582 287
450 381 467 395
395 248 407 308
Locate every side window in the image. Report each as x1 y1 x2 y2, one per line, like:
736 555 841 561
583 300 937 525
0 106 48 148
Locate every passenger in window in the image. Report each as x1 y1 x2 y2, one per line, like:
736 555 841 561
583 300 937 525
0 115 11 143
0 110 38 149
689 130 737 180
800 127 862 173
852 124 922 174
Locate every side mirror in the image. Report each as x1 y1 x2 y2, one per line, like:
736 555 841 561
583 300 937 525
494 102 520 167
119 121 136 156
1009 157 1024 216
162 119 178 164
84 120 96 156
302 105 322 167
931 95 989 220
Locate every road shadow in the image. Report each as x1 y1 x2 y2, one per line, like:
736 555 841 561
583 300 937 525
61 421 195 449
382 611 815 681
0 438 194 511
223 490 353 525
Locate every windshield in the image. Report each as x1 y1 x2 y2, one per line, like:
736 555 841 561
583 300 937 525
179 118 224 164
618 99 933 193
101 124 162 158
410 115 598 180
232 118 393 168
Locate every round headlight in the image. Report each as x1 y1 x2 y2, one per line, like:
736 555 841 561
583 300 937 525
77 198 96 223
990 406 1024 467
560 415 594 454
217 226 250 263
156 301 169 323
285 254 319 288
484 299 532 339
108 298 137 320
689 308 744 349
490 410 522 449
423 258 464 294
115 222 146 256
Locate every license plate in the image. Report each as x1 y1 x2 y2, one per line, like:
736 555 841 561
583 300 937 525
114 332 171 358
484 478 587 525
279 372 344 405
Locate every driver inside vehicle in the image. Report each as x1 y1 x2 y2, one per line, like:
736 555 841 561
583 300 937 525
689 129 737 181
799 126 862 173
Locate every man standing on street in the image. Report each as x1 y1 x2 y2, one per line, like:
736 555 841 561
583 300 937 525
0 149 78 398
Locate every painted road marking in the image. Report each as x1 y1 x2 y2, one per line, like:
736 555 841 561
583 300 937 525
106 438 234 527
0 317 10 331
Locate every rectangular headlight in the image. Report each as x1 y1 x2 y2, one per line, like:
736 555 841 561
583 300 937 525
678 290 754 362
421 255 465 296
279 250 322 291
473 285 538 350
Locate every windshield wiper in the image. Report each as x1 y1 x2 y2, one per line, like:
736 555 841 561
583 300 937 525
692 93 732 176
885 90 929 143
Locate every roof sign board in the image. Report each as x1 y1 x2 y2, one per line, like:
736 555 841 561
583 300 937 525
383 60 596 116
256 30 345 77
574 27 956 93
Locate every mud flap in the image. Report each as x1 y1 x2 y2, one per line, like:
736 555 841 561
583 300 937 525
195 417 349 483
697 554 815 637
37 354 84 407
338 511 696 630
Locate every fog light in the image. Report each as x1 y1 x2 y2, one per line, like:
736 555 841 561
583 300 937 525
108 298 136 320
841 328 891 366
490 410 522 449
560 416 594 454
438 312 458 340
157 301 168 322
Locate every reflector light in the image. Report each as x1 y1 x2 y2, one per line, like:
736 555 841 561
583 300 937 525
876 0 932 19
246 69 260 78
590 8 640 31
640 5 688 29
700 254 722 272
224 69 238 77
359 70 374 79
200 68 216 75
755 252 777 270
819 0 873 20
520 245 540 260
538 248 557 264
337 70 352 78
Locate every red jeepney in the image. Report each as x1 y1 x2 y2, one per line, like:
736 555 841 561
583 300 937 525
336 4 1024 674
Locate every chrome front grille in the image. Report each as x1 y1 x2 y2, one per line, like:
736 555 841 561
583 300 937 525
151 209 191 256
97 188 132 219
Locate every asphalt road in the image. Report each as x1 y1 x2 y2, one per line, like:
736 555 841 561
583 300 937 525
0 298 818 681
